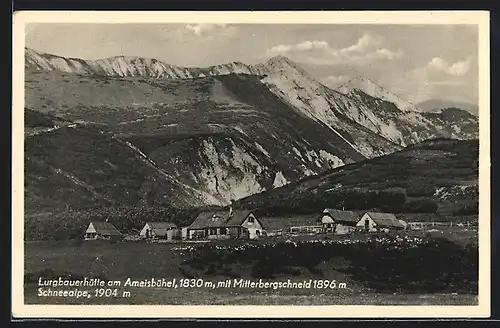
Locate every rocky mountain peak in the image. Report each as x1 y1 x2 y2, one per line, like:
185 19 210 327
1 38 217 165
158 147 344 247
338 76 420 112
266 55 294 65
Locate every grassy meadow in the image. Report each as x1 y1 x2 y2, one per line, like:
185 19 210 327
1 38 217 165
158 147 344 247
24 228 478 306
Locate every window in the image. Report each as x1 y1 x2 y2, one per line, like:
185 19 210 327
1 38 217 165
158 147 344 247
220 228 227 235
248 216 254 223
364 218 370 230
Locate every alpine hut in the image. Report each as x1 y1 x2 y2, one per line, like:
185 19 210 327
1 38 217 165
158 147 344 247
356 212 406 232
84 221 123 241
185 208 264 240
321 209 360 234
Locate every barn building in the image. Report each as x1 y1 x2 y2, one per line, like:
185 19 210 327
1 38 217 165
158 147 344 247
139 222 179 241
259 215 323 237
356 212 406 232
321 209 360 234
185 209 264 240
84 221 123 241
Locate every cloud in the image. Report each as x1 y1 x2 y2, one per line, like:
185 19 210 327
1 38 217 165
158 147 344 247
184 23 236 39
374 48 404 60
185 23 224 35
340 34 382 53
408 56 476 84
378 55 478 104
321 75 351 88
267 40 329 55
265 33 403 65
427 56 472 76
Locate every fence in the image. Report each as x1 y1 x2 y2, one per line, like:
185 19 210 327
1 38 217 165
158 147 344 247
408 221 476 230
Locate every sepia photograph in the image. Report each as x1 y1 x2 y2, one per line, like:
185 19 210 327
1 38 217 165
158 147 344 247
12 11 490 318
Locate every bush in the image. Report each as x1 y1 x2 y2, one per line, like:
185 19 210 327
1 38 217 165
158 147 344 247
179 236 478 294
246 188 407 217
453 201 478 216
406 185 437 197
404 198 439 213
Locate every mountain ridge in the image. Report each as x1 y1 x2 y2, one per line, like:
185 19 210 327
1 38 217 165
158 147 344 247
417 99 479 116
24 71 374 209
337 76 420 112
24 47 479 211
25 47 477 120
24 46 479 160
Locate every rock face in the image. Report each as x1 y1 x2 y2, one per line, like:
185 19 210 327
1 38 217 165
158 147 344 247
24 48 479 210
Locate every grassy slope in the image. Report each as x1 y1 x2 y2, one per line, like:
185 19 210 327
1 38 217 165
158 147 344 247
235 138 479 217
24 122 206 215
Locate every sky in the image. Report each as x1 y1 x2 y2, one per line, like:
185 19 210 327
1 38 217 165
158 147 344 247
25 23 479 105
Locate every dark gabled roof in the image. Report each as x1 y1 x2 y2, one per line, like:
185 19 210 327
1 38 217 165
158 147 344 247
146 222 177 229
188 210 254 229
188 211 229 229
260 215 321 231
364 212 404 229
224 210 255 227
90 221 122 236
323 209 360 223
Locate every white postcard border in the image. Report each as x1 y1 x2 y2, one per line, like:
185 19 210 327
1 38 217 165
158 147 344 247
12 10 491 319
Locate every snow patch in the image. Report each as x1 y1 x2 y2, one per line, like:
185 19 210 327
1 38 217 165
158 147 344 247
232 125 248 136
292 147 305 162
254 142 270 157
273 171 289 188
301 165 316 177
318 150 345 168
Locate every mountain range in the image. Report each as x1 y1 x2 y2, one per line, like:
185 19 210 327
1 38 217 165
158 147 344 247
416 99 479 116
23 47 479 220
